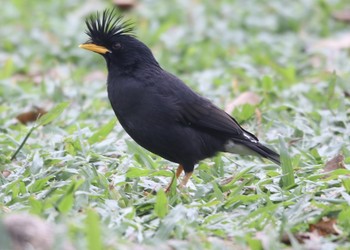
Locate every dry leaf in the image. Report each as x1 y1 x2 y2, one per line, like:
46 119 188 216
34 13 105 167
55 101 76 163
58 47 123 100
303 232 327 250
282 218 342 247
281 232 311 245
113 0 136 10
2 170 11 178
309 217 341 236
225 91 261 113
323 154 345 173
3 214 55 250
332 9 350 23
220 176 234 185
16 107 47 125
3 214 75 250
312 34 350 50
288 138 302 146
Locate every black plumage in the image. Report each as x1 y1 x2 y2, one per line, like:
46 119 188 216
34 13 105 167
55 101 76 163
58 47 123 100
80 9 280 189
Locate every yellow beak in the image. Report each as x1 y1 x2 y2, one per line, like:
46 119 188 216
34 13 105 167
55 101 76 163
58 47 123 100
79 43 111 54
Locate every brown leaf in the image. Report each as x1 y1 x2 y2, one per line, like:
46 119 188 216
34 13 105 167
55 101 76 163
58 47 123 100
332 9 350 23
225 91 261 113
113 0 136 10
303 232 326 250
16 107 47 125
3 214 74 250
312 33 350 50
288 138 302 146
323 154 345 173
2 170 11 178
281 232 311 245
282 231 336 249
309 217 341 236
220 176 234 185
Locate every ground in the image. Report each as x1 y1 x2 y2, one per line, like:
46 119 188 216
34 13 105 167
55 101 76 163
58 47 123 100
1 0 350 249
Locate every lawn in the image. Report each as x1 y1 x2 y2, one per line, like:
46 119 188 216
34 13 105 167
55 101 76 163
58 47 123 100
1 0 350 249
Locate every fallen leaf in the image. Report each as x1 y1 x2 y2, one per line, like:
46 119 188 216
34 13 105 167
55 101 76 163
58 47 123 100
312 34 350 50
220 176 234 185
288 138 302 146
113 0 136 10
281 232 311 245
303 232 326 250
284 231 339 249
3 214 74 250
2 170 11 178
332 9 350 23
309 217 341 236
3 214 54 249
323 154 345 173
16 107 47 125
225 91 261 114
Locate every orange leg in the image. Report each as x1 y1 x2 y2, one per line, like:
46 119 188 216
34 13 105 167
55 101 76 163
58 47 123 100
175 164 184 178
179 171 193 189
165 164 183 192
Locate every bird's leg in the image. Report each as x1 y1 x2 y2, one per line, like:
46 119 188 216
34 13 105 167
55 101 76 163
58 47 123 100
179 171 193 189
165 164 183 192
175 165 184 178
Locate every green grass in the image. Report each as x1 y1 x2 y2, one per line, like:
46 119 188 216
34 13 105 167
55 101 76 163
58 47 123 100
1 0 350 249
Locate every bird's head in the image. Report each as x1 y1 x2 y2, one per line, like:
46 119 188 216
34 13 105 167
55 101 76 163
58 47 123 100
80 9 159 71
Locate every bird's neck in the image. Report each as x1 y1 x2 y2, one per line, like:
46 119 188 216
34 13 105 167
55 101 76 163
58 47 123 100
107 60 161 77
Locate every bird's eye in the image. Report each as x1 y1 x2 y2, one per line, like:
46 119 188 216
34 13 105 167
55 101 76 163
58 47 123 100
112 43 122 50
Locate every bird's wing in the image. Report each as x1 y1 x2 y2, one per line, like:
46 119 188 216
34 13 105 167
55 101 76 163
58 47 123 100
175 95 258 142
172 93 280 164
154 71 258 142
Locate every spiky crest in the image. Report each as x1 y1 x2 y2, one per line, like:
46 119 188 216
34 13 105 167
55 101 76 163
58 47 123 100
84 9 134 46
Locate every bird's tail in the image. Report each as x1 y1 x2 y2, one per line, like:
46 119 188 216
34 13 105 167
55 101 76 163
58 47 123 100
225 139 280 165
247 141 280 165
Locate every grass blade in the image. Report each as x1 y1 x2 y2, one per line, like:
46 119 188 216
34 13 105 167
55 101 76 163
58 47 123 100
86 209 103 250
88 119 116 144
154 189 168 218
36 102 69 127
279 137 295 188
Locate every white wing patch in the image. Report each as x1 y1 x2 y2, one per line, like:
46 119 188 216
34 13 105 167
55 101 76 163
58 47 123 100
224 140 259 156
243 132 258 143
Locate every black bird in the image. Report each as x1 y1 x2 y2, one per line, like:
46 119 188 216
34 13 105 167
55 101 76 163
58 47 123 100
79 10 280 190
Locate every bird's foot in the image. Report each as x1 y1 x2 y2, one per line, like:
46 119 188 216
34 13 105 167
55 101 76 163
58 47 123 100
165 171 193 193
165 164 184 193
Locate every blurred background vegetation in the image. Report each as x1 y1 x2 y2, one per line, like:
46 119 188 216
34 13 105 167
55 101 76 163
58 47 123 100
1 0 350 249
